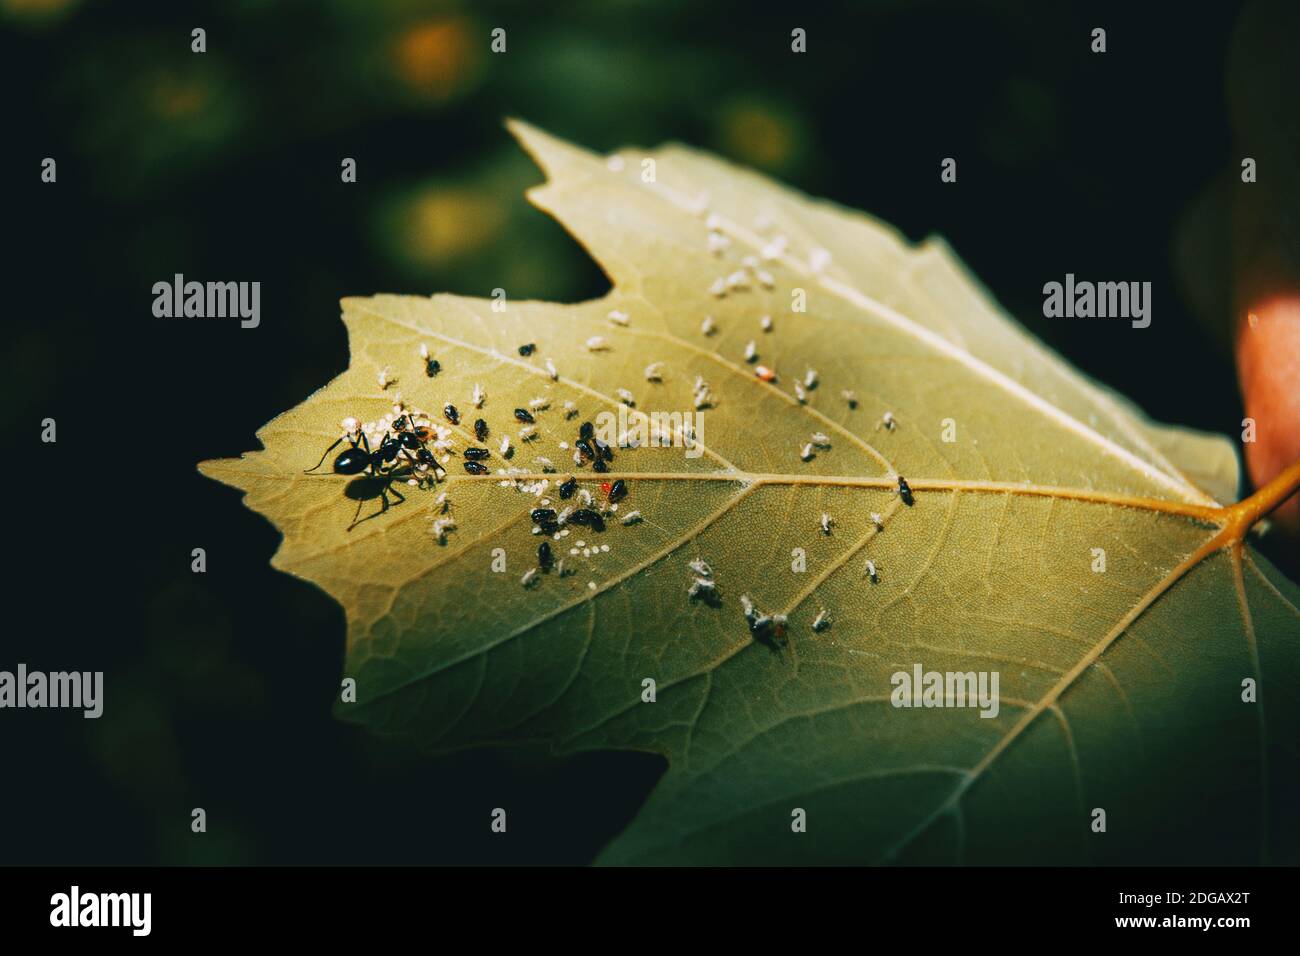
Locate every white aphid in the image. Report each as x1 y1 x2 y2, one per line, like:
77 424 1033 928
761 235 788 260
688 558 713 577
434 492 449 513
820 512 833 535
708 277 727 298
418 343 429 360
341 416 360 437
521 568 539 588
431 517 456 541
519 425 537 441
800 443 814 462
864 559 879 582
760 315 773 332
578 488 593 506
804 368 818 389
870 512 883 529
500 435 512 456
529 397 549 410
620 511 642 525
812 609 831 632
557 506 573 525
880 411 897 431
377 367 392 389
810 248 832 273
644 361 664 382
688 577 716 598
701 315 717 336
534 457 555 472
693 389 713 411
585 336 609 351
607 309 630 326
841 389 858 407
616 388 636 406
739 596 757 622
562 400 578 418
794 383 808 403
756 270 775 289
726 270 749 291
545 358 558 380
811 432 831 448
744 340 757 363
707 232 730 256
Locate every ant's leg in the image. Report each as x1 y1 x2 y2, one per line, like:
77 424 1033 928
346 495 366 531
304 437 343 474
389 483 406 504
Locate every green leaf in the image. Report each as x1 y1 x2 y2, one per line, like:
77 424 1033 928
200 121 1300 865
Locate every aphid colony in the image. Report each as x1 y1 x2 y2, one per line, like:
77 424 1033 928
307 342 590 529
319 278 922 644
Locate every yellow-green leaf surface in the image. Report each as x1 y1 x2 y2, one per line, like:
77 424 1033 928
200 122 1300 865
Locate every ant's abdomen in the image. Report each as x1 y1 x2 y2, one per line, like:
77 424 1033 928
334 449 371 475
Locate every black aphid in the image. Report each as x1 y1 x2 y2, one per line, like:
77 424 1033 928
592 459 609 474
425 359 441 377
514 408 535 424
538 541 553 570
593 439 613 462
579 421 594 441
444 404 460 425
608 479 627 503
464 447 490 461
568 508 605 531
575 438 594 460
558 477 578 499
898 476 914 506
518 343 536 356
463 461 489 475
531 508 557 524
474 418 488 441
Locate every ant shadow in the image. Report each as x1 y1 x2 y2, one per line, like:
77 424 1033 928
343 469 413 531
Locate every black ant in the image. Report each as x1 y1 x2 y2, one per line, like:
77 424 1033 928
304 417 432 530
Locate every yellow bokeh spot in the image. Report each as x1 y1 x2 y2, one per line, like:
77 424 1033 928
150 76 210 120
1 0 79 21
398 188 505 265
393 18 480 102
719 104 796 171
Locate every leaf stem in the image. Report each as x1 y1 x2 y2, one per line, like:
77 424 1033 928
1222 457 1300 541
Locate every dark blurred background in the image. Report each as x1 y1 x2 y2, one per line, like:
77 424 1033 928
1 0 1285 864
